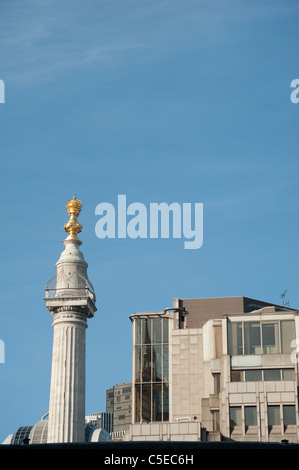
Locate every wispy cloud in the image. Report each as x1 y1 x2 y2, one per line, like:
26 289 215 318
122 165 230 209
0 1 148 84
0 0 298 85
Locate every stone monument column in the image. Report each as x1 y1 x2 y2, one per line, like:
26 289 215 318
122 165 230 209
44 195 96 443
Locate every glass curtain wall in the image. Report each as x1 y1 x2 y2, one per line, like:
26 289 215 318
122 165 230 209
134 317 169 423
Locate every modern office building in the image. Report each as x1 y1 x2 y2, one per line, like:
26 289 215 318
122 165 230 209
106 383 132 434
124 296 299 443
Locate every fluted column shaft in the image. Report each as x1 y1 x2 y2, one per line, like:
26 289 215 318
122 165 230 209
47 309 87 443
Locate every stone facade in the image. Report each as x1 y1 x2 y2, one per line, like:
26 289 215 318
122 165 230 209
126 422 203 442
44 197 96 443
171 328 203 421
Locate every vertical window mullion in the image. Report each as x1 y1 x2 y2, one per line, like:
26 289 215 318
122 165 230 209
151 318 153 422
150 382 153 423
278 321 281 354
161 379 164 420
140 385 142 422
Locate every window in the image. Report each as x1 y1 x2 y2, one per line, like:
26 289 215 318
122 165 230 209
153 344 162 382
142 344 152 382
264 369 281 381
281 321 296 354
227 320 295 356
283 405 296 426
141 383 151 422
244 322 261 354
163 318 169 343
245 406 257 428
230 406 242 432
135 346 142 382
262 323 279 354
228 322 243 355
163 345 169 381
163 383 169 421
268 404 297 432
282 368 295 381
135 384 141 422
134 317 169 423
231 368 295 382
153 383 162 421
229 406 259 435
245 369 262 381
268 405 280 428
231 370 243 382
135 319 142 344
213 373 221 393
153 318 162 343
142 318 152 344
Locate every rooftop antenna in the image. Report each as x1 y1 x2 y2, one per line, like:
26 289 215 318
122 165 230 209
281 290 289 307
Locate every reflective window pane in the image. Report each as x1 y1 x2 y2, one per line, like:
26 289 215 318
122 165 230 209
283 405 296 426
153 344 162 382
135 319 141 345
153 318 162 343
244 322 261 355
245 406 257 427
262 322 279 354
135 346 142 382
163 318 168 343
163 344 169 382
282 368 295 381
213 373 221 393
228 322 243 355
230 406 242 431
281 320 295 354
245 369 262 381
135 385 141 422
153 383 162 421
142 318 152 344
142 384 151 422
231 370 243 382
142 345 152 382
264 369 281 381
268 405 280 426
134 317 169 423
163 383 169 421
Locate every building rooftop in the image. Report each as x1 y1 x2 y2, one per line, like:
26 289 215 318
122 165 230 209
178 296 296 328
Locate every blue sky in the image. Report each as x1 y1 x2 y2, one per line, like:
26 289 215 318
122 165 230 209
0 0 298 442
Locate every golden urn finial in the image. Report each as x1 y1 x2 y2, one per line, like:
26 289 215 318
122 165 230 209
64 194 83 243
